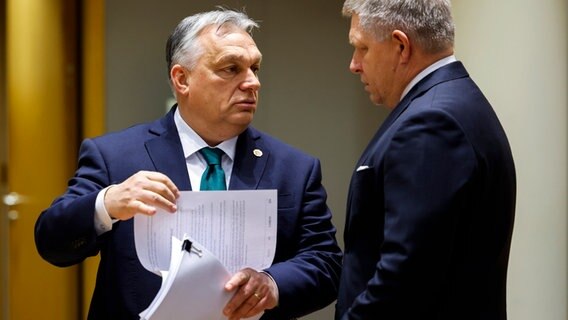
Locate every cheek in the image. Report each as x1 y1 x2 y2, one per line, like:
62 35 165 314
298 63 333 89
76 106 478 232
365 68 380 88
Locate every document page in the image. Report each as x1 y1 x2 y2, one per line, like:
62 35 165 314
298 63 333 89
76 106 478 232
134 190 277 275
139 235 262 320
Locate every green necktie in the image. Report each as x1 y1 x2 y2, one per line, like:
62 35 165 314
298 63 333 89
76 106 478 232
199 147 227 190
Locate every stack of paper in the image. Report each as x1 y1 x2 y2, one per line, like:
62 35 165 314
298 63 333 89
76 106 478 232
134 190 277 320
139 235 235 319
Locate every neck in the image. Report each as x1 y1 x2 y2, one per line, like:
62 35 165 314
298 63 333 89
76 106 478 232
388 48 454 109
412 47 454 77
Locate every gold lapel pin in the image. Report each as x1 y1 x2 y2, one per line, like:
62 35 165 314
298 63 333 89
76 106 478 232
253 149 263 157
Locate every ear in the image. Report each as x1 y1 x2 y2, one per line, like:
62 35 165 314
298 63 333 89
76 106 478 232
391 30 411 63
170 64 190 95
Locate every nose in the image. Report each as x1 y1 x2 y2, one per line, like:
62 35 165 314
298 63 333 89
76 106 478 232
349 56 362 74
241 69 261 91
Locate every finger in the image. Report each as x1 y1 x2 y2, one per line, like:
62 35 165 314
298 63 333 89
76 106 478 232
133 200 158 216
225 270 251 291
129 171 179 203
224 271 255 317
229 287 269 320
144 171 180 198
243 294 267 318
113 200 157 220
141 178 179 206
139 187 177 213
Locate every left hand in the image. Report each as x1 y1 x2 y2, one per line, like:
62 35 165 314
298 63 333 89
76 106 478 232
223 267 278 320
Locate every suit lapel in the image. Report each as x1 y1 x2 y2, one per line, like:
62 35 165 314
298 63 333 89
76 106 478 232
357 61 469 166
144 107 192 191
229 127 267 190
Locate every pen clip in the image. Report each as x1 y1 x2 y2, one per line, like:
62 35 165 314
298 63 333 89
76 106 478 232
181 239 203 257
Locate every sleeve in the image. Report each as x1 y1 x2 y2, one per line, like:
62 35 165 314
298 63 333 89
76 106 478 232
263 158 343 319
345 110 477 318
34 138 111 267
94 186 116 235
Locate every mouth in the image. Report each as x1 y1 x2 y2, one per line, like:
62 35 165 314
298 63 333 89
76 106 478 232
234 99 257 110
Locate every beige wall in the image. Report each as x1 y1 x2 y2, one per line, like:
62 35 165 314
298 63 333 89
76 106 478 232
106 1 568 319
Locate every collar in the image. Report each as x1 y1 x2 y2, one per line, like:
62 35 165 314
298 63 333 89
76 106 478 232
173 108 237 161
400 55 457 101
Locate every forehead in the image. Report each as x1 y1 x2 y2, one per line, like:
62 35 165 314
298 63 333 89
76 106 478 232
348 15 370 46
199 25 262 63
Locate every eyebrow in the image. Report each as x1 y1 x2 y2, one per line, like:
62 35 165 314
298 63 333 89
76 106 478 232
349 30 361 46
215 53 262 66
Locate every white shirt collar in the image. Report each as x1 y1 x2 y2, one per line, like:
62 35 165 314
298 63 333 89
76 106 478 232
400 55 457 101
173 108 237 161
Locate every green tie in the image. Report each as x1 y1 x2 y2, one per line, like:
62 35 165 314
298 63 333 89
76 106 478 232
199 147 227 190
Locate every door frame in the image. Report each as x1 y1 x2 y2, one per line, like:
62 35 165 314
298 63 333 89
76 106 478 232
0 0 9 318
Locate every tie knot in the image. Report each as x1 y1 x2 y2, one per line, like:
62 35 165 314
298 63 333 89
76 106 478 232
199 147 224 166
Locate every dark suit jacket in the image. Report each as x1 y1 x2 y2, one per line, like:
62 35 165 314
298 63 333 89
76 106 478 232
336 62 516 320
35 107 342 320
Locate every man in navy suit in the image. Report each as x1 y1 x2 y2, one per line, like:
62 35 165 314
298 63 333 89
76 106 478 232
35 9 342 320
336 1 516 319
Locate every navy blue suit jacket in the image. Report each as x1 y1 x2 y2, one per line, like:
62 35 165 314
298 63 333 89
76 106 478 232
35 107 342 320
336 62 516 320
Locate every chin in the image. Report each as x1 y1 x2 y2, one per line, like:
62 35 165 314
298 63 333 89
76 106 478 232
369 94 387 107
233 112 254 124
227 120 253 135
369 96 382 106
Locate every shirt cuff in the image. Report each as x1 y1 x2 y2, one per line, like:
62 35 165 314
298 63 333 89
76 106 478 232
94 186 116 235
261 271 280 306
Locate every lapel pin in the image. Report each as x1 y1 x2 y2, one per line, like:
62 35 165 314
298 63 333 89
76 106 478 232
253 149 263 157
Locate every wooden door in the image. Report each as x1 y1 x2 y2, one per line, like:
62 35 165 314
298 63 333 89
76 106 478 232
2 0 80 319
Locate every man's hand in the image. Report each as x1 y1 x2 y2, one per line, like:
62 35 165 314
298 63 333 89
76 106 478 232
104 171 180 220
223 268 278 320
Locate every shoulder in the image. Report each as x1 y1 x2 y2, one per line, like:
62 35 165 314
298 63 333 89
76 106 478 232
90 117 164 146
79 118 165 161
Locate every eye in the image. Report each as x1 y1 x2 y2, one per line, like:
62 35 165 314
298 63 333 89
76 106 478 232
251 65 260 75
353 46 368 60
223 65 240 74
355 45 368 53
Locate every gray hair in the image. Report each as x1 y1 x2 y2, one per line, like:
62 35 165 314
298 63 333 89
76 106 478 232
342 0 454 53
166 8 259 79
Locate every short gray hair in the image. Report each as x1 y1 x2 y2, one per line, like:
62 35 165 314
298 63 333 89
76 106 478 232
342 0 454 53
166 8 259 78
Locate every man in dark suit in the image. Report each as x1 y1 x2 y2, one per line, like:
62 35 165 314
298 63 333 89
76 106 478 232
336 1 516 319
35 8 342 320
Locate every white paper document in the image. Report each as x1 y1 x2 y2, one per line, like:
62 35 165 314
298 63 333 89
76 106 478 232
134 189 277 274
134 190 277 320
139 235 263 320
